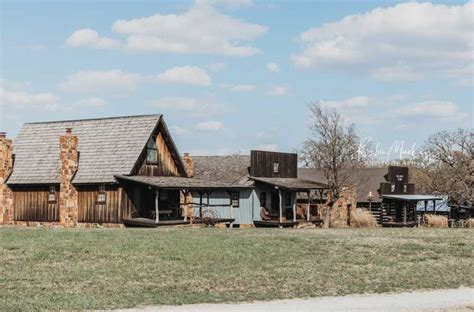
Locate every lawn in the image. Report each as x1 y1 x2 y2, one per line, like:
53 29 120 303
0 227 472 310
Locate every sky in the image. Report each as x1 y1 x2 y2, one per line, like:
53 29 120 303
0 0 472 158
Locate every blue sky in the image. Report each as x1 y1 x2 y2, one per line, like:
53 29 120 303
1 0 472 157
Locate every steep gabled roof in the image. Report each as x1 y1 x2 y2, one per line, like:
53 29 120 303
8 114 185 185
192 155 253 187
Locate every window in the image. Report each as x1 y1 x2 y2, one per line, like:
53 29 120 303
396 174 404 181
391 184 395 192
146 136 158 164
403 185 407 193
273 161 280 174
97 185 106 204
48 186 56 203
259 192 266 207
231 192 240 208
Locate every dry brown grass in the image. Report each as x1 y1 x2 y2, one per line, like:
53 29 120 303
351 209 378 228
424 214 448 228
468 219 474 228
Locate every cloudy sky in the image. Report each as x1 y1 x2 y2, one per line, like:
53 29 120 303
1 0 472 156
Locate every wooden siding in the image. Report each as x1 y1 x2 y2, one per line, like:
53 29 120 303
77 185 127 223
136 132 180 177
191 189 258 225
250 150 297 178
12 185 59 222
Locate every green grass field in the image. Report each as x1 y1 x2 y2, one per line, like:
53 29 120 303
0 227 472 310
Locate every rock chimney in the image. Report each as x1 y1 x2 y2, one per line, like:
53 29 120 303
182 153 194 178
0 132 13 224
59 128 79 227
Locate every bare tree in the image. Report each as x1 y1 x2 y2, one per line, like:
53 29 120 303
412 128 473 206
300 102 370 227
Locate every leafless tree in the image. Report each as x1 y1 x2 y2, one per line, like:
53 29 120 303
411 128 473 206
300 102 370 227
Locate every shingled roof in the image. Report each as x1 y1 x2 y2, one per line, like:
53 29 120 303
192 155 253 187
298 167 388 202
8 114 184 185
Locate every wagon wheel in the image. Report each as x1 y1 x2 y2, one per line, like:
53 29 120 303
197 208 220 226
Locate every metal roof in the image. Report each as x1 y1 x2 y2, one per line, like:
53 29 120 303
8 114 184 184
381 194 444 202
115 175 248 190
251 177 328 190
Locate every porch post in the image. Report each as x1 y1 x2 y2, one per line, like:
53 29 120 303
199 192 203 218
155 189 160 224
183 190 188 222
432 200 436 215
292 192 297 222
307 191 311 221
228 190 234 229
403 202 407 223
424 200 428 213
278 188 283 224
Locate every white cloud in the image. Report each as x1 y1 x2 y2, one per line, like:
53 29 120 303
320 96 371 110
153 96 227 115
169 125 188 136
196 0 253 9
154 66 211 86
208 62 227 72
255 144 279 152
65 28 121 49
266 62 279 73
60 70 140 94
266 85 288 96
76 97 106 107
391 101 467 121
292 2 474 81
229 84 256 92
66 2 266 56
195 121 224 131
0 85 59 111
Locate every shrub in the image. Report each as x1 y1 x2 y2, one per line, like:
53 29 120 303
423 214 448 228
351 209 378 228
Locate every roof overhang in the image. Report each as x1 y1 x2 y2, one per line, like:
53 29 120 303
251 177 329 191
381 194 444 202
115 175 249 190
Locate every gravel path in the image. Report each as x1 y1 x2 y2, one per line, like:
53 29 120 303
116 288 474 312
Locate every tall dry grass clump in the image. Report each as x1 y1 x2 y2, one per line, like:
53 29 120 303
468 219 474 228
351 209 378 228
424 214 448 228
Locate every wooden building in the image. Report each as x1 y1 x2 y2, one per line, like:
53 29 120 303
1 114 190 227
299 166 444 227
0 115 328 228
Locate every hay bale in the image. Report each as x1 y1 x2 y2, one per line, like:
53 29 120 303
424 214 448 228
351 209 378 228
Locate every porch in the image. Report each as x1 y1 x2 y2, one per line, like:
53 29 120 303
381 194 444 227
115 175 240 227
252 177 328 228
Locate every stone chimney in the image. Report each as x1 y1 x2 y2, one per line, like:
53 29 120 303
0 132 13 224
59 128 78 227
182 153 194 178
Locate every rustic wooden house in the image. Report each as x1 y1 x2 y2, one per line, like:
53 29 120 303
299 166 443 227
0 115 328 228
187 150 329 227
0 114 191 227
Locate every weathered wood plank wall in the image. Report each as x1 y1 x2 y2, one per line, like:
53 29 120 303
77 185 130 223
12 186 59 222
250 150 297 178
136 132 180 177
